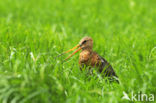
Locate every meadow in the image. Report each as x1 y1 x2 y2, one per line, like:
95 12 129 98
0 0 156 103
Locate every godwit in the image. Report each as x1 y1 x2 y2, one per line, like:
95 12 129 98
58 36 118 78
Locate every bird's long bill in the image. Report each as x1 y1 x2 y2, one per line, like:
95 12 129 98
64 44 80 54
64 45 82 61
55 44 80 59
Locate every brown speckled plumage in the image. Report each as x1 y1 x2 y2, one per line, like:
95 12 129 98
63 36 118 78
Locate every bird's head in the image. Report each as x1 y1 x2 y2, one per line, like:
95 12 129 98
79 36 93 50
56 36 93 61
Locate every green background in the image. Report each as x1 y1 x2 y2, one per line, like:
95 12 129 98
0 0 156 103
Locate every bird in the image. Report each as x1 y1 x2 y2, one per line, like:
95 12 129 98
57 36 118 78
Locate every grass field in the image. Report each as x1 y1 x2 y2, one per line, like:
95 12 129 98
0 0 156 103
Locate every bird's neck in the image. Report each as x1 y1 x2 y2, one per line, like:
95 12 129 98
81 48 92 52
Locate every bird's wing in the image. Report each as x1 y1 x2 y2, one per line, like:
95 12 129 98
97 55 117 77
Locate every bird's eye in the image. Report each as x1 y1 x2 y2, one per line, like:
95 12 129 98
82 40 87 44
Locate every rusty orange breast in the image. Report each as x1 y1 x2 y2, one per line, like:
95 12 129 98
79 50 91 65
79 50 101 67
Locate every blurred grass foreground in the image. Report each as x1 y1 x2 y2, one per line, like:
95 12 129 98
0 0 156 103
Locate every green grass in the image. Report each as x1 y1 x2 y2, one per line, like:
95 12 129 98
0 0 156 103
